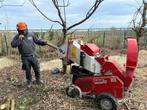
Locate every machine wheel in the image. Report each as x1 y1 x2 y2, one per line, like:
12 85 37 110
96 93 117 110
66 85 79 98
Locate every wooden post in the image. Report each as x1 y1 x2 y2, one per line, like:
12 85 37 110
102 31 106 47
41 31 46 58
123 31 126 48
4 34 8 55
1 33 5 55
88 29 90 38
35 32 41 56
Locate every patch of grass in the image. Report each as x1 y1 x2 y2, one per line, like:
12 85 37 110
17 94 40 110
21 95 34 105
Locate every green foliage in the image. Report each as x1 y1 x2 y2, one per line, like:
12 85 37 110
17 95 38 110
22 95 34 105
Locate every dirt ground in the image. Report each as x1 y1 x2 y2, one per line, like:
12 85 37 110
0 50 147 110
0 57 17 70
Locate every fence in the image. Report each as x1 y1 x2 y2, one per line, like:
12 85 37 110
0 28 147 57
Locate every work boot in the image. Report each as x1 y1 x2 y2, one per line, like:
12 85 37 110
35 79 44 85
26 81 32 88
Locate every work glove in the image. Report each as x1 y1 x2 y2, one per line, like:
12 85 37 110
19 34 25 40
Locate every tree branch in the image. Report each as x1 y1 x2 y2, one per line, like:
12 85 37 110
141 2 146 27
52 0 65 26
86 0 99 17
29 0 63 26
67 0 103 31
55 0 70 7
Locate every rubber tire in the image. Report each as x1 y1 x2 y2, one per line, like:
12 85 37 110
96 93 117 110
66 85 79 98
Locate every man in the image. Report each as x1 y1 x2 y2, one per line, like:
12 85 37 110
11 21 47 88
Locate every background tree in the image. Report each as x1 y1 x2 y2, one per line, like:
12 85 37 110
131 0 147 47
29 0 103 73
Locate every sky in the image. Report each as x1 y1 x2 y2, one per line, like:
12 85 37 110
0 0 142 30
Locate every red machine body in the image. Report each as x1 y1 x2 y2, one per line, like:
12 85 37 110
72 37 138 99
75 75 124 99
81 43 100 56
65 37 138 110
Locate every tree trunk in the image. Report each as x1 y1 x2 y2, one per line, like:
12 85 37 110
136 35 141 50
62 58 67 74
61 29 67 74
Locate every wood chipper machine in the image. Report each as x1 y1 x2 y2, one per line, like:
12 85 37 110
55 36 138 110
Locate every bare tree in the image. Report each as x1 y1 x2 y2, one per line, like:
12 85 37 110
29 0 103 73
131 0 147 47
29 0 103 44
